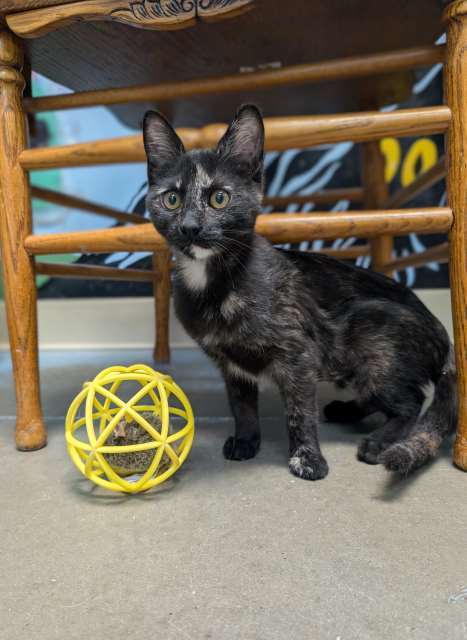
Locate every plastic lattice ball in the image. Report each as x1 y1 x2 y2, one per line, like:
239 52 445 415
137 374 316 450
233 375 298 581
65 365 195 493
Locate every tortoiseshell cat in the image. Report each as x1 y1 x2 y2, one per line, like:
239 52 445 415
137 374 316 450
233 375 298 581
143 105 456 480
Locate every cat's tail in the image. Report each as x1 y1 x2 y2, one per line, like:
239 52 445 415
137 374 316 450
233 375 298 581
380 345 457 475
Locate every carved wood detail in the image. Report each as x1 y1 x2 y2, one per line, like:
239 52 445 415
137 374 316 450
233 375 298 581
6 0 255 38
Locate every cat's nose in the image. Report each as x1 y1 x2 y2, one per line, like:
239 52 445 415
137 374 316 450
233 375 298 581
180 220 201 239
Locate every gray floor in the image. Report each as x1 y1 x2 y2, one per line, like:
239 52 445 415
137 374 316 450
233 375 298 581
1 348 467 640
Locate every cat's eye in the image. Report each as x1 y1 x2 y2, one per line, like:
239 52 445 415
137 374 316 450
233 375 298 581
210 189 230 209
163 191 181 210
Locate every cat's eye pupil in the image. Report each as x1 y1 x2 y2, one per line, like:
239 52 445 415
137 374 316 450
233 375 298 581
210 189 229 209
163 191 180 210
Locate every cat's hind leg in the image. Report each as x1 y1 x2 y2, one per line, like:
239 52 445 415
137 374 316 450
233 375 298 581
379 362 456 474
357 416 415 465
354 375 423 467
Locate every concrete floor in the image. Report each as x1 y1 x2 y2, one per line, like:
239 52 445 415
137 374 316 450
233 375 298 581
1 348 467 640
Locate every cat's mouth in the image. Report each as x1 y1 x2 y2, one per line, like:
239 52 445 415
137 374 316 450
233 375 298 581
189 245 217 260
173 236 219 259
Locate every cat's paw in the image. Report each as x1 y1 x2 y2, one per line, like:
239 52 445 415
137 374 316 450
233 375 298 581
357 437 385 465
223 434 260 461
378 444 414 475
288 447 329 480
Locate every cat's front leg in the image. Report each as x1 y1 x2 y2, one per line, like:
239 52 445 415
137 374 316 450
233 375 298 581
278 374 329 480
222 374 261 461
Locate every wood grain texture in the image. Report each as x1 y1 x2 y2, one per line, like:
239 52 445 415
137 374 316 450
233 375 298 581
22 45 444 113
30 185 146 224
18 107 452 170
384 242 449 272
5 0 255 38
9 0 444 129
23 208 453 255
361 141 393 274
152 250 171 362
6 0 197 38
309 245 370 259
444 0 467 21
19 128 200 169
34 261 156 280
2 0 81 11
444 6 467 472
197 0 253 21
0 29 46 451
263 188 364 208
383 156 446 209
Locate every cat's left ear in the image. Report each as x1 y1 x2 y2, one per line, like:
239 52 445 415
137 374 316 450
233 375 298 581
216 104 264 181
143 110 185 182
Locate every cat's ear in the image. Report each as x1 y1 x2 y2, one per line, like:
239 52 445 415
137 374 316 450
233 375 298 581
143 110 185 180
216 104 264 181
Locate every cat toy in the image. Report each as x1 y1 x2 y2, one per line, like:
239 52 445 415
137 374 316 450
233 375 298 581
65 364 195 493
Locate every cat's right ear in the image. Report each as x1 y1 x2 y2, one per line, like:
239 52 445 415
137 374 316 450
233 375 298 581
143 110 185 181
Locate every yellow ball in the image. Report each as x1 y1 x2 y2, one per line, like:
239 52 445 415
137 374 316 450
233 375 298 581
65 364 195 493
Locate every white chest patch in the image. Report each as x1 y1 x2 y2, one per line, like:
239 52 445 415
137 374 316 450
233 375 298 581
191 246 214 260
178 255 208 291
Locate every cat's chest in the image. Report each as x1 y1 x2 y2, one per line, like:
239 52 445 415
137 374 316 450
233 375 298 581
174 283 250 339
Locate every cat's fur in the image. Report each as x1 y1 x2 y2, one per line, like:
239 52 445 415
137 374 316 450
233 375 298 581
143 104 456 480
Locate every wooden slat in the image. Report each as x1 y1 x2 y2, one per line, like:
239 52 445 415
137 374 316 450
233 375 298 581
311 245 370 259
383 157 446 209
24 208 453 255
362 140 392 273
263 188 364 207
19 107 451 170
384 241 449 272
22 45 445 113
34 261 156 281
31 185 146 224
20 127 201 169
444 0 467 474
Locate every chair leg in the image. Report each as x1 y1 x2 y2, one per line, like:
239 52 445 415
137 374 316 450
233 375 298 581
0 30 46 450
445 5 467 471
361 141 393 275
152 250 171 363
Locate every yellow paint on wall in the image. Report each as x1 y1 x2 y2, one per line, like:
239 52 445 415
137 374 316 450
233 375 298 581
380 138 401 184
400 138 438 187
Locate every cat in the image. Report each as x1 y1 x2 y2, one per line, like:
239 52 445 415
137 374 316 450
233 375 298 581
142 104 456 480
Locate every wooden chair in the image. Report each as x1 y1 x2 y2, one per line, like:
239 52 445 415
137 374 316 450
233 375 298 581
0 0 464 474
29 184 172 363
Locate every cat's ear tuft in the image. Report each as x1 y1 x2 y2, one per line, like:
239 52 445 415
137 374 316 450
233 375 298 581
143 110 185 179
216 104 264 181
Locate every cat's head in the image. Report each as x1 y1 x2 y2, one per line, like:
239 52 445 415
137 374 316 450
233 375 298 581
143 105 264 259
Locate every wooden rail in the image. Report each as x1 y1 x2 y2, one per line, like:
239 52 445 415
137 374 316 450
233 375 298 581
24 208 453 255
34 261 156 281
309 245 370 259
19 107 451 170
263 188 364 207
22 45 445 113
31 185 146 225
384 242 449 272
